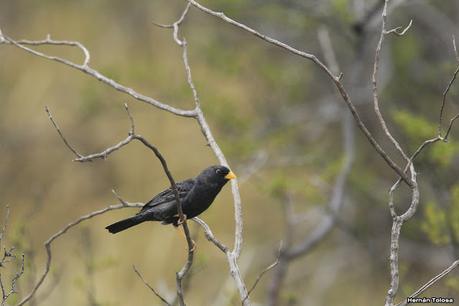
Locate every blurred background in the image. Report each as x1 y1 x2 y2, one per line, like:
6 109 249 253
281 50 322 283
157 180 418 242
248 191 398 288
1 0 459 305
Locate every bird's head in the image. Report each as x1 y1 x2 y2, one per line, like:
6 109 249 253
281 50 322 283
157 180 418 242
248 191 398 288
199 165 236 185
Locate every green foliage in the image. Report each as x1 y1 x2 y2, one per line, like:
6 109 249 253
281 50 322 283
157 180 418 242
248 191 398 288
79 84 104 120
449 184 459 242
267 174 289 198
393 110 459 166
393 110 435 142
421 201 449 245
445 276 459 292
202 98 257 159
430 142 459 167
393 35 420 69
331 0 352 23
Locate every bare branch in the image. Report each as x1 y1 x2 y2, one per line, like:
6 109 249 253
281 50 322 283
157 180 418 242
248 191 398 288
46 105 134 162
182 41 200 107
131 136 195 306
192 218 228 253
133 265 172 306
157 10 250 304
453 36 459 62
385 19 413 36
152 2 191 29
444 113 459 141
395 259 459 306
44 106 82 158
186 0 413 187
439 64 459 137
386 160 419 306
287 30 355 259
372 0 409 163
0 32 196 117
0 207 25 306
243 244 281 304
16 200 141 306
20 105 197 305
268 26 355 305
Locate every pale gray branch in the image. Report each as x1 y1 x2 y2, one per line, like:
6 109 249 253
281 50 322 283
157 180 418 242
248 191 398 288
0 32 196 117
186 0 412 187
372 0 409 163
395 259 459 306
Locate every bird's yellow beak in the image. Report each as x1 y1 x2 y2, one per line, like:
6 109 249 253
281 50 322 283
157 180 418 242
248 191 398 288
225 171 237 180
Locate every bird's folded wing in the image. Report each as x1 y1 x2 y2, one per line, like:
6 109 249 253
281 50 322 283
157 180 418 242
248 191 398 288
138 178 195 213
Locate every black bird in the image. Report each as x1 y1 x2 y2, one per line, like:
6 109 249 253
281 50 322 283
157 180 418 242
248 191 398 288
106 165 236 234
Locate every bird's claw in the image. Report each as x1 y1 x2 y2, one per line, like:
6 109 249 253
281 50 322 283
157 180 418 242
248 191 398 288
175 213 187 225
189 239 196 252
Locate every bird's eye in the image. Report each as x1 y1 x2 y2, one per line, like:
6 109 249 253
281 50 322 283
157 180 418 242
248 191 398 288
215 168 222 175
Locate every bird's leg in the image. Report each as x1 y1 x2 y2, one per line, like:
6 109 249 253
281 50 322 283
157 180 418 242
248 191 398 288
173 214 197 252
174 213 187 226
189 239 196 252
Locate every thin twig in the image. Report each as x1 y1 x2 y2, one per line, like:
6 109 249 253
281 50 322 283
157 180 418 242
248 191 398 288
152 2 191 29
157 6 249 303
19 105 195 305
385 19 413 36
268 31 355 304
133 265 172 306
0 32 196 117
395 259 459 306
243 244 282 304
438 64 459 136
45 106 83 158
192 218 228 253
186 0 412 187
16 201 142 306
372 0 410 163
453 36 459 62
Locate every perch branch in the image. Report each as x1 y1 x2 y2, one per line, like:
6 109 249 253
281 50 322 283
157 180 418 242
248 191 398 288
157 7 250 304
19 104 195 305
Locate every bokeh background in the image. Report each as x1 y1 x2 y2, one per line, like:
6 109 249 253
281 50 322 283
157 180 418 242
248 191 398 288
1 0 459 305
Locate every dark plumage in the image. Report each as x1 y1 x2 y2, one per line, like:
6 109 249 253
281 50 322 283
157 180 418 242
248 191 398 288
105 165 236 234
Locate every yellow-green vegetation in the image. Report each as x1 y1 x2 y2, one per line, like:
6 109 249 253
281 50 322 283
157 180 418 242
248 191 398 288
1 1 459 305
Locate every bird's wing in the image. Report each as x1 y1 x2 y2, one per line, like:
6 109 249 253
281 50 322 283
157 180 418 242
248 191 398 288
138 178 195 213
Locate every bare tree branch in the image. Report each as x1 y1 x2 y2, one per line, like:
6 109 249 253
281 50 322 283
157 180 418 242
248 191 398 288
133 265 172 306
0 31 196 117
0 207 25 306
395 259 459 306
44 106 83 158
243 244 281 304
18 104 197 305
267 27 355 305
16 200 143 306
2 5 251 301
439 63 459 137
185 0 413 187
155 7 250 304
192 218 228 253
372 0 410 163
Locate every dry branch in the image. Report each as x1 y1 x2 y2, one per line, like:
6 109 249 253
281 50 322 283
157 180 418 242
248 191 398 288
185 0 413 187
395 259 459 306
133 266 172 306
1 6 251 302
18 104 197 305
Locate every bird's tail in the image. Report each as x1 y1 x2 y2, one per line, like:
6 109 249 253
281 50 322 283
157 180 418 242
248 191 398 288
105 215 146 234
